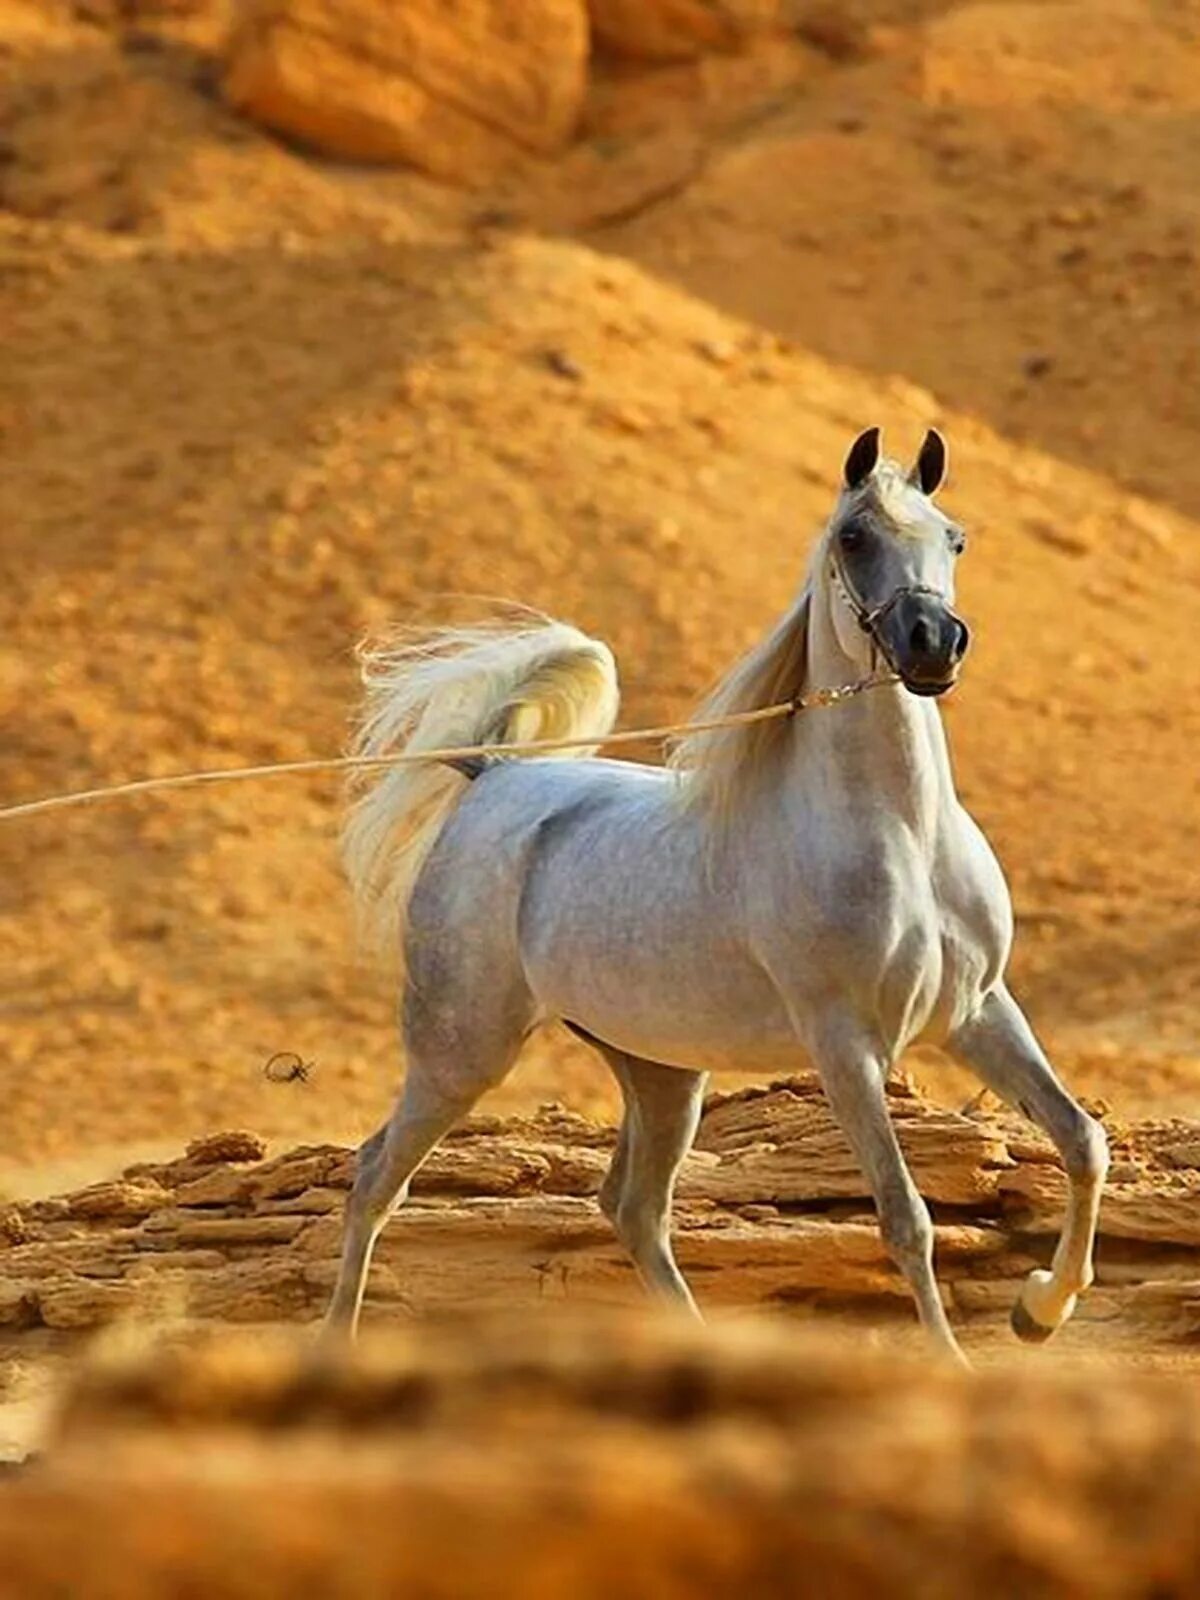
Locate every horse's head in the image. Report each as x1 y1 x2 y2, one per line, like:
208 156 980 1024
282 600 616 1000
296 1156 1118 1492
827 427 970 697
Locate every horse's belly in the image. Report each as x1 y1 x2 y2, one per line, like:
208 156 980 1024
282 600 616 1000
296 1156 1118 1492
533 945 804 1075
559 1001 807 1076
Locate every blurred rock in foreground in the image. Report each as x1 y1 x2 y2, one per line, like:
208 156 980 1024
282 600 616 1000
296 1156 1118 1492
1 1312 1199 1598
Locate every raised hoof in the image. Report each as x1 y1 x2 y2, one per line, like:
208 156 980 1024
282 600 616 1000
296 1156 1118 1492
1010 1298 1056 1345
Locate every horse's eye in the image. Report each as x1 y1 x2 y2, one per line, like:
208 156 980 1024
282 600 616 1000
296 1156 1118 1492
840 520 866 549
948 529 966 555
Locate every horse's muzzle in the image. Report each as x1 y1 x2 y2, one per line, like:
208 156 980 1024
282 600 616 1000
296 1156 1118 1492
877 594 970 697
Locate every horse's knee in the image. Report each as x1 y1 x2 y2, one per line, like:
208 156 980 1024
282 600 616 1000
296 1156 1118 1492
1064 1109 1108 1186
612 1196 642 1252
598 1124 629 1226
878 1188 934 1276
598 1165 622 1227
613 1192 668 1258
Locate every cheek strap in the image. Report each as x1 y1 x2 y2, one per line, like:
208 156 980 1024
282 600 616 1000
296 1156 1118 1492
830 553 946 636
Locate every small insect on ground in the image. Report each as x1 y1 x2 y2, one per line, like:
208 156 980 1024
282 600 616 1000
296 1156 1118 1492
262 1051 314 1084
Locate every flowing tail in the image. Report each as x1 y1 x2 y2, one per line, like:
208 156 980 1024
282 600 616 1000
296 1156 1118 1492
342 617 619 956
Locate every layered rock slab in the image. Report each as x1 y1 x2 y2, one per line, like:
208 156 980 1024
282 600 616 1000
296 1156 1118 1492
2 1075 1199 1340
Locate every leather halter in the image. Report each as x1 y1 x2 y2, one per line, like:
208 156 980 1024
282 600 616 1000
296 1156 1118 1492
828 549 945 638
828 545 965 680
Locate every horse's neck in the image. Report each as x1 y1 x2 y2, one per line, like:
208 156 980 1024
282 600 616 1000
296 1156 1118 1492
792 581 955 836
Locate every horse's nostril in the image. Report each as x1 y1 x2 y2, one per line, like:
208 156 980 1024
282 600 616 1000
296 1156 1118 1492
952 619 971 661
909 617 934 655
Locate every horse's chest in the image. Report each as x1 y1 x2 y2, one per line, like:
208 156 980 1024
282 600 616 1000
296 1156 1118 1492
888 903 971 1042
819 834 1008 1048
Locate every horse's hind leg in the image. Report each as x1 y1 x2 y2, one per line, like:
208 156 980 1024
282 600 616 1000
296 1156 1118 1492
591 1042 707 1317
323 1075 469 1337
325 984 531 1338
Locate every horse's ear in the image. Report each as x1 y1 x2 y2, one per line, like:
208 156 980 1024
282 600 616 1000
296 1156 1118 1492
843 427 881 490
910 428 947 496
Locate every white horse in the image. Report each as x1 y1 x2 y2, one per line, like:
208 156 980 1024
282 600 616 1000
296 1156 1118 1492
326 427 1108 1363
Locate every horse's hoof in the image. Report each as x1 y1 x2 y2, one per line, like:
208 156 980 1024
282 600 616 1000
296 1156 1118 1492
1010 1298 1056 1345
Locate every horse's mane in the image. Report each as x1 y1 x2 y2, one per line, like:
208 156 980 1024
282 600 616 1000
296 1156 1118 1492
667 585 812 825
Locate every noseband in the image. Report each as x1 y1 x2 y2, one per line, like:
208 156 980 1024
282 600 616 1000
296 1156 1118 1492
828 549 947 642
827 543 970 693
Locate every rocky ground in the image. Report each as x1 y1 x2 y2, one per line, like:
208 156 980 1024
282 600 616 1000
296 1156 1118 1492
1 1075 1200 1593
2 1075 1199 1340
1 0 1198 1176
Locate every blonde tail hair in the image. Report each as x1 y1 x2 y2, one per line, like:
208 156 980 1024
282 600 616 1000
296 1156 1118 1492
342 618 619 958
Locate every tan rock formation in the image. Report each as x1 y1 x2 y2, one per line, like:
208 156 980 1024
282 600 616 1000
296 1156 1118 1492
589 0 782 62
1 1076 1198 1340
224 0 589 181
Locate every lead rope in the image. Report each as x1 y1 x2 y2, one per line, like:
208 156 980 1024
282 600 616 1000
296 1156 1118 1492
0 672 899 825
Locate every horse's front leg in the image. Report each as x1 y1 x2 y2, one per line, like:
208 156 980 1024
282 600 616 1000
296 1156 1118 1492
809 1015 968 1367
949 984 1109 1343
